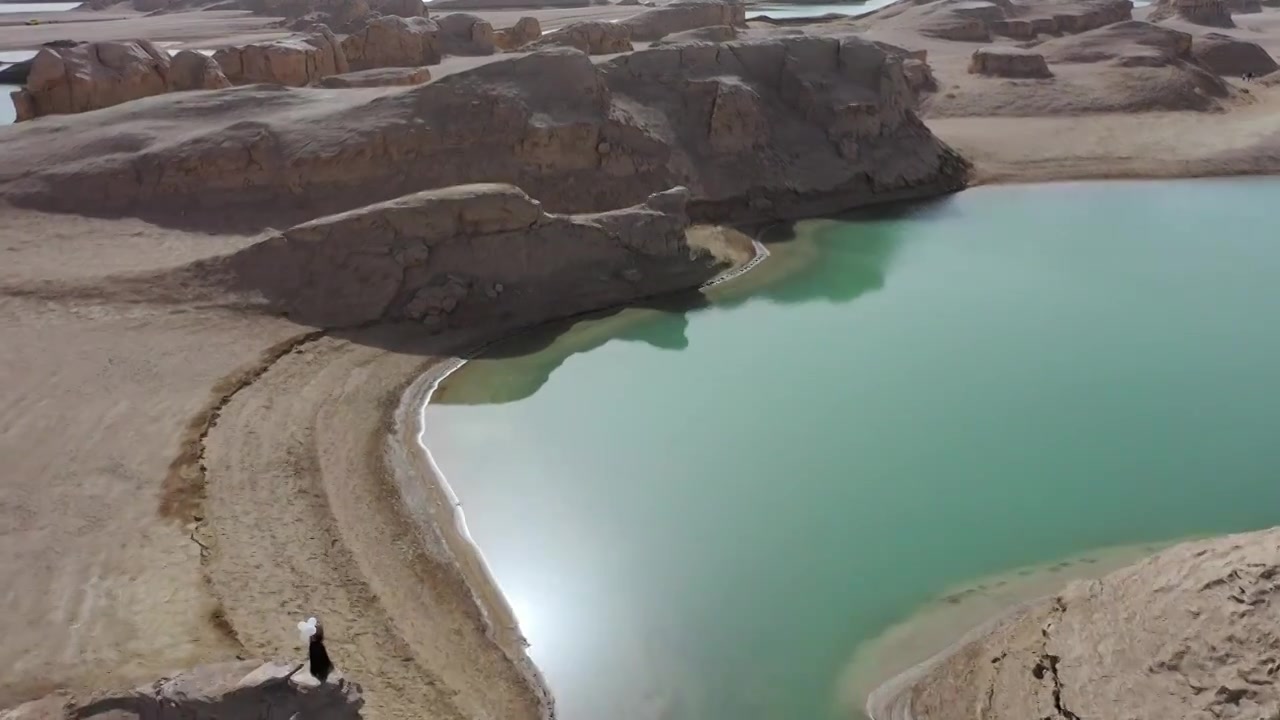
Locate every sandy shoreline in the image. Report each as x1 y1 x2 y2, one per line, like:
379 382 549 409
390 228 771 713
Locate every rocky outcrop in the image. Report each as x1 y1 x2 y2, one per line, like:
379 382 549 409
11 40 230 122
1040 20 1194 64
0 660 362 720
341 15 440 70
873 41 936 102
168 49 234 91
1191 32 1278 75
319 66 432 85
494 17 542 50
218 184 725 329
868 528 1280 720
968 46 1052 77
1227 0 1262 11
0 38 971 225
435 13 497 55
1149 0 1234 27
0 41 77 85
622 0 746 41
214 28 348 86
653 24 739 43
529 21 633 54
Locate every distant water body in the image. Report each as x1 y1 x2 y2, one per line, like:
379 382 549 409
0 2 80 12
424 179 1280 720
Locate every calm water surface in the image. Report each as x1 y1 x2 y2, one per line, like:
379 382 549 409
0 2 79 11
424 179 1280 720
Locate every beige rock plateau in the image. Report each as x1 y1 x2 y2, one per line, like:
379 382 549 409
868 528 1280 720
0 37 971 225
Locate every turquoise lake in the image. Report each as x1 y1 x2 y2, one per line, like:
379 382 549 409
424 179 1280 720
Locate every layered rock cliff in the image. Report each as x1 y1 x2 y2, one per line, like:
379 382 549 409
0 39 970 226
868 528 1280 720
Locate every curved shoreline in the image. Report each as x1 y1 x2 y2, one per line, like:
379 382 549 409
390 234 771 718
858 541 1178 720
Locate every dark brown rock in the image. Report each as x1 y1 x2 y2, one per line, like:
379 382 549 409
968 46 1053 77
435 13 497 55
1191 32 1278 75
220 184 725 330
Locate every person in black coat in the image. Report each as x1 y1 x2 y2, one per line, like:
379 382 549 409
309 621 334 684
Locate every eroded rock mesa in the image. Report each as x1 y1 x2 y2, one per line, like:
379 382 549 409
0 38 971 224
11 40 229 122
0 660 362 720
868 528 1280 720
213 27 349 85
211 184 725 330
342 15 441 70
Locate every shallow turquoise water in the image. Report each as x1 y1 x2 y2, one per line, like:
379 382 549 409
1 83 17 124
424 179 1280 720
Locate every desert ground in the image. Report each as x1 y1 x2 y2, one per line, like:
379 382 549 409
1 0 1279 718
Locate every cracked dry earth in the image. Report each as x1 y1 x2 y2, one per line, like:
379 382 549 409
901 528 1280 720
